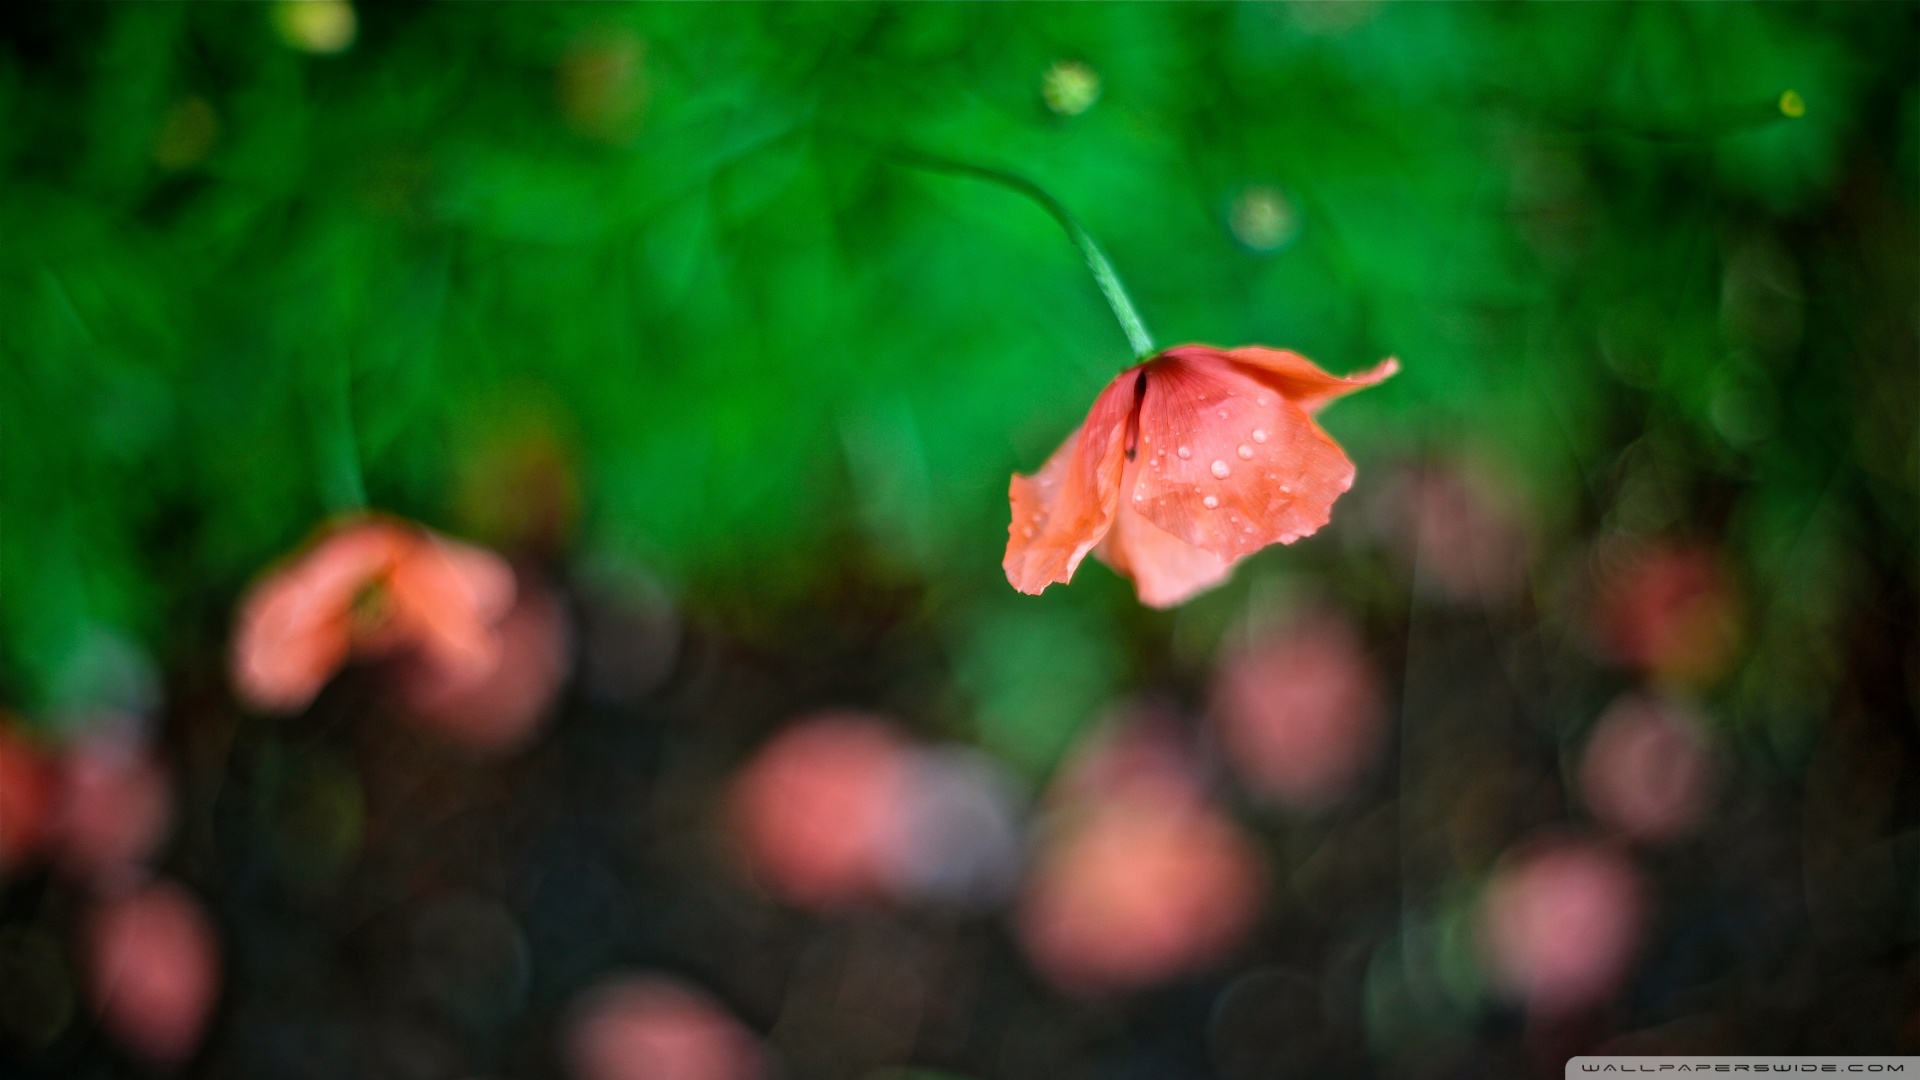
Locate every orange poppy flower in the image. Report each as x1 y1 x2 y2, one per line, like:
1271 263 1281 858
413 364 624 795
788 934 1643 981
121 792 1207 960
231 516 515 713
1006 345 1396 607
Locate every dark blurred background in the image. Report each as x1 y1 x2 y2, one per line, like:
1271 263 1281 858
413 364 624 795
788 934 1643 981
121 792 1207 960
1 3 1916 1078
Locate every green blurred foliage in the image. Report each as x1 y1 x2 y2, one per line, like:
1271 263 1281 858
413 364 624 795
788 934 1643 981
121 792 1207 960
1 2 1913 760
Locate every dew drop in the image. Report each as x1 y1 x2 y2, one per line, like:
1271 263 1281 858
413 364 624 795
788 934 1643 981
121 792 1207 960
1177 446 1192 459
1022 526 1034 538
1202 495 1219 509
1210 460 1231 479
1217 408 1229 419
1252 428 1268 443
1236 444 1253 460
1280 483 1292 494
1256 395 1270 406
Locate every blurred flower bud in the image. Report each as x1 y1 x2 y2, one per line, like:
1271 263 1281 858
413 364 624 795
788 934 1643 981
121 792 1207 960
1041 60 1100 117
85 880 222 1068
1477 839 1644 1016
231 516 515 713
1213 613 1384 808
1579 696 1714 844
567 976 765 1080
558 28 650 145
51 730 172 891
400 581 571 755
0 724 54 875
727 715 909 911
882 746 1024 911
1019 798 1264 995
1595 542 1741 686
273 0 356 55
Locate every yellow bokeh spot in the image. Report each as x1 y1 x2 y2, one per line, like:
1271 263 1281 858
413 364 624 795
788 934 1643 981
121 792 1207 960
274 0 357 56
1041 60 1101 117
1778 89 1806 118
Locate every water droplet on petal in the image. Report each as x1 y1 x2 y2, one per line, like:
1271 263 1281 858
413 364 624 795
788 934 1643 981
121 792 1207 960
1217 408 1229 419
1211 460 1231 479
1202 496 1219 509
1280 483 1292 494
1236 445 1253 460
1177 446 1192 460
1252 428 1268 443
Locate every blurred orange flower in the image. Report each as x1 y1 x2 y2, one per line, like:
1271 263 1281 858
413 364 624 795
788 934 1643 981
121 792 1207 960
1006 345 1395 607
231 516 515 713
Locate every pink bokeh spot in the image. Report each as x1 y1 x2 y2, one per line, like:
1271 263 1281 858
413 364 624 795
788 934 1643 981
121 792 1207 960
567 976 765 1080
52 733 174 890
231 516 516 713
1478 839 1645 1016
1213 613 1384 807
1018 714 1264 995
1580 696 1714 843
86 880 223 1068
727 714 910 911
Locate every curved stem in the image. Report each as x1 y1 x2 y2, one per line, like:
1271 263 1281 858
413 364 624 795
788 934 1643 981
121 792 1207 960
890 147 1155 360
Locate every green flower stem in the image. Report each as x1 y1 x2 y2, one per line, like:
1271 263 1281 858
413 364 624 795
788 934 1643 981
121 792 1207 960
891 147 1156 361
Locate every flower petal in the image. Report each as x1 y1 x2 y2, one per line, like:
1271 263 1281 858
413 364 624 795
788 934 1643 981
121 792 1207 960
1209 346 1397 415
1096 455 1238 608
1130 353 1356 560
230 522 407 712
1005 370 1138 595
386 532 517 685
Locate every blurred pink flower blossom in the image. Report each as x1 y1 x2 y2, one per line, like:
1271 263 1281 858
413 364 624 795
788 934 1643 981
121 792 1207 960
727 714 909 911
231 516 516 713
567 976 764 1080
1579 696 1715 843
1596 542 1741 686
400 580 571 754
1018 715 1264 994
1212 613 1384 807
51 731 173 890
1477 838 1645 1016
86 879 222 1067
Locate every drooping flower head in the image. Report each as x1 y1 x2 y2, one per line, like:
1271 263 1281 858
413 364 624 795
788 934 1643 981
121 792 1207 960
1006 345 1395 607
232 515 515 713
